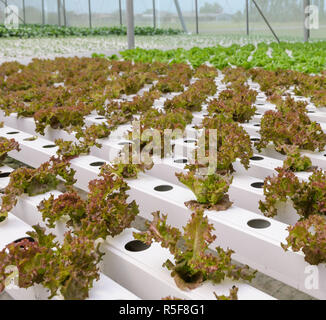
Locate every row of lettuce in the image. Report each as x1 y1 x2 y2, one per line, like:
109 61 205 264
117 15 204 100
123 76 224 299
110 41 326 74
0 57 325 299
0 24 182 38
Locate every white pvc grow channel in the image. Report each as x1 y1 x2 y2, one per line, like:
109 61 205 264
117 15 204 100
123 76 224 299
0 111 325 299
0 69 325 301
3 189 274 300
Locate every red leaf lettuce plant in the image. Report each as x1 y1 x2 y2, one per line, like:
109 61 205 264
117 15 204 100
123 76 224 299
164 79 216 112
134 209 256 290
0 137 20 166
281 145 313 172
259 167 326 219
199 115 254 172
55 123 111 159
176 170 233 210
38 165 139 241
0 156 76 223
0 225 103 300
207 86 257 123
175 115 252 210
281 215 326 265
256 107 326 153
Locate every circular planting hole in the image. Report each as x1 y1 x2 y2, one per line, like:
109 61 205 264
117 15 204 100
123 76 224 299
184 139 197 144
23 136 38 141
251 182 265 189
154 185 173 192
118 141 133 146
247 219 271 229
250 156 264 161
307 111 315 114
95 117 105 120
42 144 57 149
0 172 11 178
13 237 35 249
6 131 19 135
125 240 151 252
90 161 106 167
174 158 188 164
251 138 260 142
255 112 261 116
256 102 265 105
14 237 35 244
254 124 261 127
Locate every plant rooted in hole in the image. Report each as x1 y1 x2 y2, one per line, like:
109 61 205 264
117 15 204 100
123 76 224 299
214 286 239 300
39 167 139 241
176 170 233 210
197 115 254 172
281 145 313 172
256 103 326 153
103 155 153 179
0 137 20 166
282 215 326 265
207 86 257 123
0 225 103 300
259 167 326 219
134 209 256 291
0 156 76 223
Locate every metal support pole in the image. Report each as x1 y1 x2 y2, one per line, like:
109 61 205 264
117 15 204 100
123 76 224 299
251 0 280 43
88 0 92 28
57 0 61 26
119 0 122 26
22 0 26 24
174 0 188 33
195 0 198 34
304 0 310 42
246 0 249 35
63 0 66 26
41 0 45 25
153 0 156 29
126 0 135 49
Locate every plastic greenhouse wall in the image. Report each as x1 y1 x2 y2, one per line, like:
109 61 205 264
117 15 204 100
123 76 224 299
0 0 325 40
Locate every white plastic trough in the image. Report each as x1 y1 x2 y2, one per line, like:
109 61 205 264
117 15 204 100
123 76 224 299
0 165 14 189
1 125 301 226
125 174 326 299
0 117 316 225
0 135 312 298
0 61 325 297
6 189 274 300
102 228 275 300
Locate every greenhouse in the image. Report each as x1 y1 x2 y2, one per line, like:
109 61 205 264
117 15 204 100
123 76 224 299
0 0 325 304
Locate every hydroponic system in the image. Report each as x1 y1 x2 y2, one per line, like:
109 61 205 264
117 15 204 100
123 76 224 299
0 0 326 303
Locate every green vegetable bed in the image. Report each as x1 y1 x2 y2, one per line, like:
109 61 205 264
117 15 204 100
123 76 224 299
0 24 182 38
